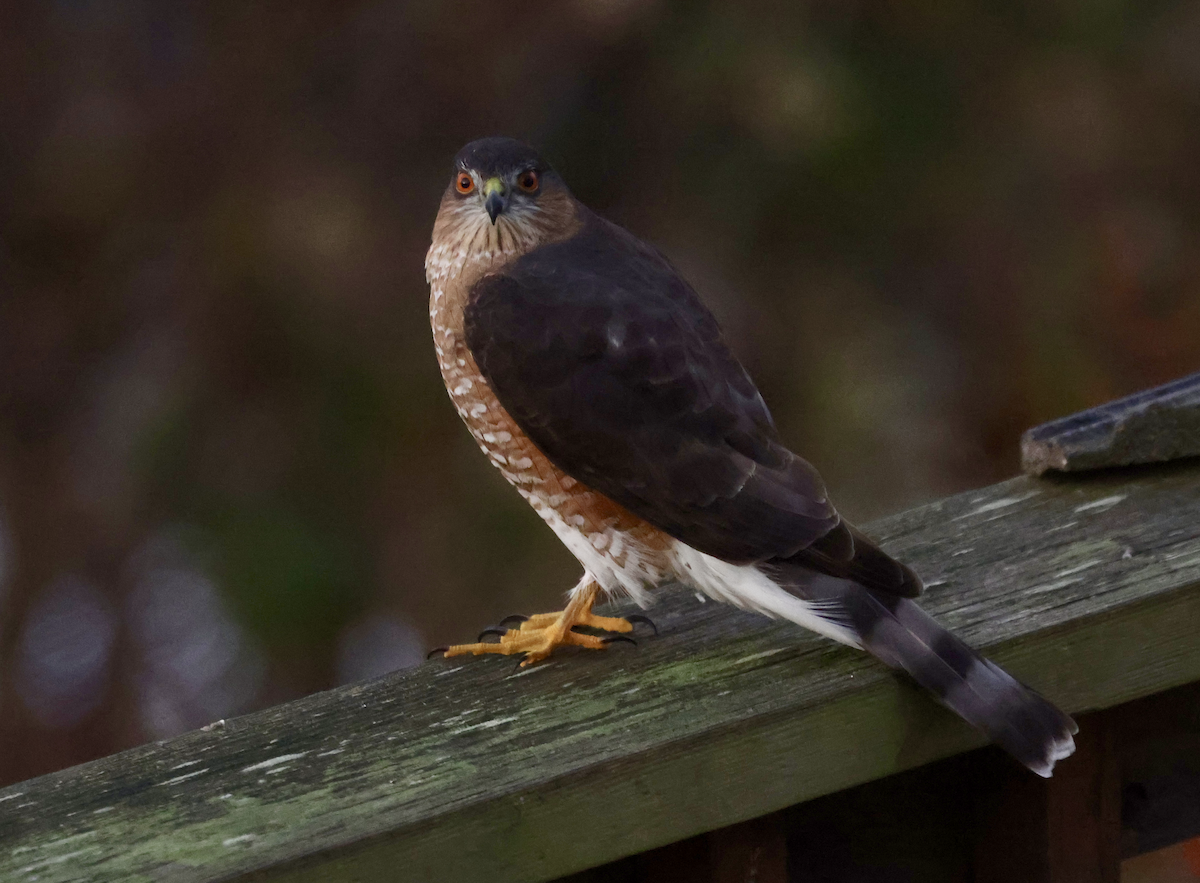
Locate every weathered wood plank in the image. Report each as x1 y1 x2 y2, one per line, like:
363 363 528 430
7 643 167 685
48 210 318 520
1021 371 1200 474
1 461 1199 883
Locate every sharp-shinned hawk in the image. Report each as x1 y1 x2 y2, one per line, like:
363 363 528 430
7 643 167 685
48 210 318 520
426 137 1076 776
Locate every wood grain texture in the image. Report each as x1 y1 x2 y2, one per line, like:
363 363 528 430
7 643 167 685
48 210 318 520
1021 371 1200 474
1 462 1199 883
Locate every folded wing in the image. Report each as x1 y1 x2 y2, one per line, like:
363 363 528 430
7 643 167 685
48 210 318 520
464 212 920 596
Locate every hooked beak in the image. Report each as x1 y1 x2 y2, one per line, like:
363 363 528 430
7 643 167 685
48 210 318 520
483 178 506 224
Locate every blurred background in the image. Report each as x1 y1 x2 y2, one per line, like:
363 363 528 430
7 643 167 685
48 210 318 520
1 0 1199 793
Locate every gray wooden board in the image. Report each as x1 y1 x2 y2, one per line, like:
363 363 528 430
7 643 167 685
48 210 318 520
1021 371 1200 474
2 462 1200 882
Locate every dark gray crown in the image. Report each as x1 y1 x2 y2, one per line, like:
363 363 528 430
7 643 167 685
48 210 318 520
454 137 550 178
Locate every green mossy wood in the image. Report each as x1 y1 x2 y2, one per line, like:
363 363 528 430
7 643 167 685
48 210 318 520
2 462 1199 882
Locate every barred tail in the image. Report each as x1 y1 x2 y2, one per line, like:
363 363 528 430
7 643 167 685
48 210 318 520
766 566 1078 777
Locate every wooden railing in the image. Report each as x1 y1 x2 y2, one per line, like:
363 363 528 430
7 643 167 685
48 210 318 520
1 374 1198 882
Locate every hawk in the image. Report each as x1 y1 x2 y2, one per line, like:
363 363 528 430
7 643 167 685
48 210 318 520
426 137 1076 776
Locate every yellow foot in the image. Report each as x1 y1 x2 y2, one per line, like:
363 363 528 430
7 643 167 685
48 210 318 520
516 610 634 634
438 583 649 667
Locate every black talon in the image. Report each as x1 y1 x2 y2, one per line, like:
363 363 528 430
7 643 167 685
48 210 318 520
499 614 529 627
626 614 658 636
426 646 449 659
602 634 637 647
477 627 507 642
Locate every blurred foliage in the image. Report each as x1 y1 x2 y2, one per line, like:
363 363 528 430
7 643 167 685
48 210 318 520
1 0 1198 785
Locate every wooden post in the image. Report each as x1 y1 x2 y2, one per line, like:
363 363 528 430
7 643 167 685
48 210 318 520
707 815 789 883
631 816 788 883
974 711 1121 882
1116 681 1200 857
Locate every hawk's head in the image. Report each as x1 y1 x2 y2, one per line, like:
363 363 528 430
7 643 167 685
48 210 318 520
447 137 564 226
431 138 579 267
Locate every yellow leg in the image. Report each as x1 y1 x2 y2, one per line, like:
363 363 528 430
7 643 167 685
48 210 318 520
443 582 635 667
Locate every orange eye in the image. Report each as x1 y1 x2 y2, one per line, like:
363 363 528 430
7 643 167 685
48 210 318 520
518 170 540 192
455 172 474 194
